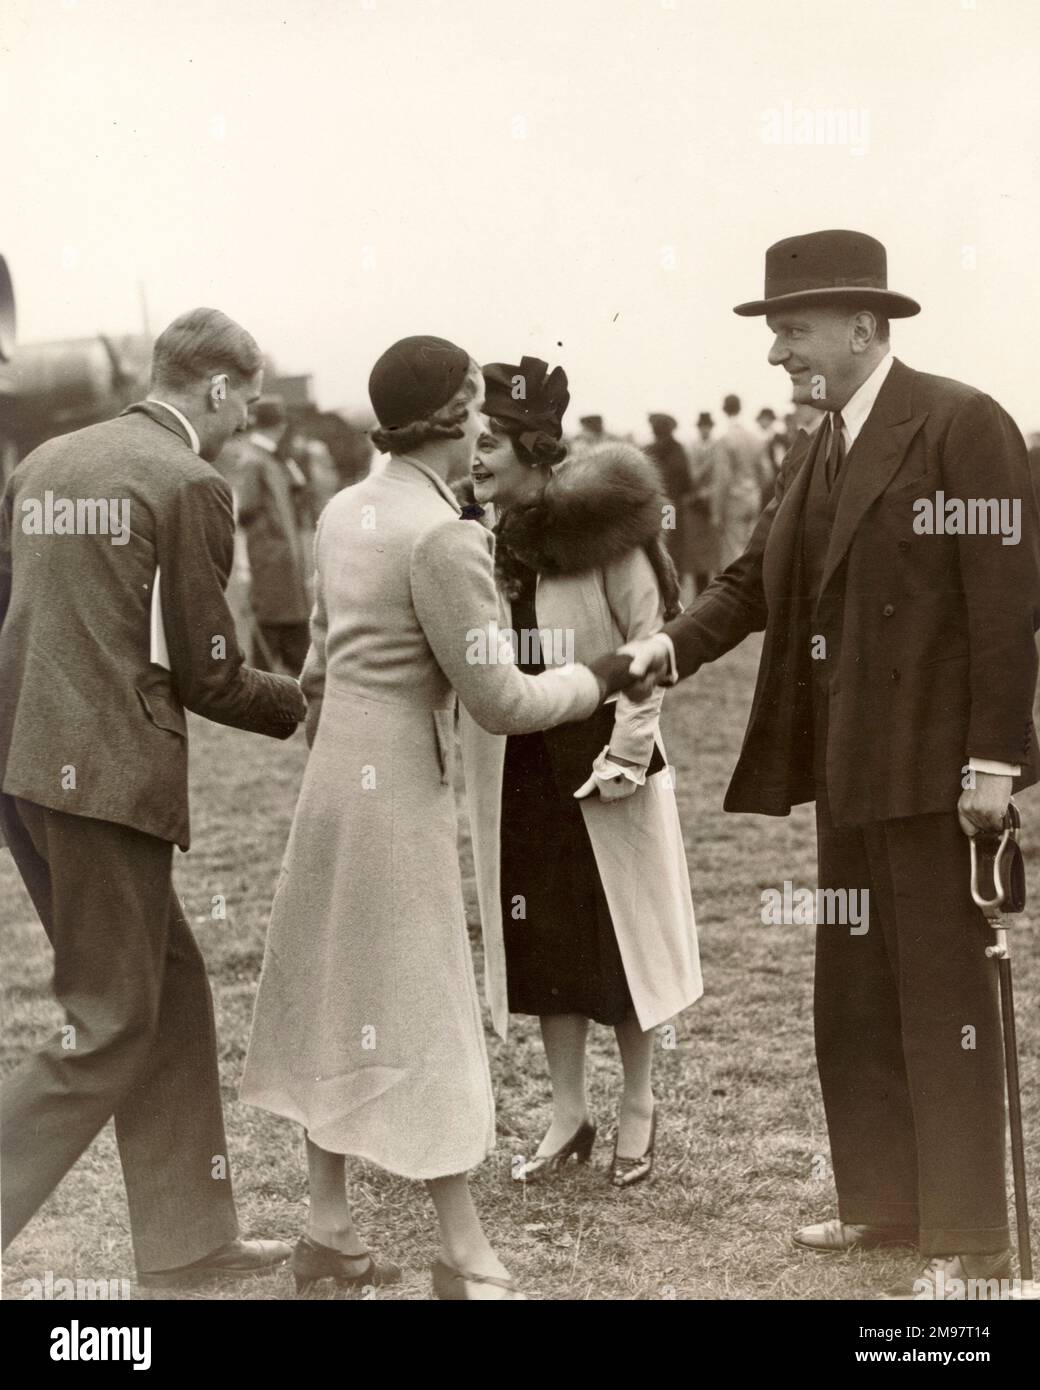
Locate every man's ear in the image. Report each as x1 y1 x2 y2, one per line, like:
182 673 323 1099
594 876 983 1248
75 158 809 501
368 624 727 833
209 374 229 409
850 312 878 353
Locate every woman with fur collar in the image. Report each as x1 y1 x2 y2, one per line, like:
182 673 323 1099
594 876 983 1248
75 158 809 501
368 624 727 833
458 357 703 1187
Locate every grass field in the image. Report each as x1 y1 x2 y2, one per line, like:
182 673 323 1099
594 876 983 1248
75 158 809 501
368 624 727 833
2 633 1037 1301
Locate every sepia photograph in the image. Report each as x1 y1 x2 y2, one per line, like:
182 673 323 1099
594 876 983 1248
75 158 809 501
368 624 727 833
1 0 1038 1357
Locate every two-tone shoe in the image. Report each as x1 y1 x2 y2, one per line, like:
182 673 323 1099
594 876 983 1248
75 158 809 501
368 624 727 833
137 1237 293 1288
792 1219 917 1253
881 1251 1013 1300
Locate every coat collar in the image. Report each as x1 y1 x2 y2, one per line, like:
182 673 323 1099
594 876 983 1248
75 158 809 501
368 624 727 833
384 454 462 514
121 400 198 452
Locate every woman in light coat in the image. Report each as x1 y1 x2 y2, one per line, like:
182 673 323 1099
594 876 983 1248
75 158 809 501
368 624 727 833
241 337 632 1300
460 357 702 1188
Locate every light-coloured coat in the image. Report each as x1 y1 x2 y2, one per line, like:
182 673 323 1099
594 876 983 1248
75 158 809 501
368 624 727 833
240 455 599 1179
713 418 768 565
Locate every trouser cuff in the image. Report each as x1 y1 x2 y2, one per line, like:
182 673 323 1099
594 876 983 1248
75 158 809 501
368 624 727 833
919 1226 1010 1257
133 1211 239 1275
838 1196 918 1230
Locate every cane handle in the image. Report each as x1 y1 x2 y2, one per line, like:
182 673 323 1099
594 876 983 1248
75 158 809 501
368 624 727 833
970 827 1013 918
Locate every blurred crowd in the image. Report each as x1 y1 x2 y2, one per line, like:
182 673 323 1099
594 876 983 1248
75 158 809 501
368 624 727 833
217 390 829 669
221 390 1040 673
214 396 372 668
581 395 824 602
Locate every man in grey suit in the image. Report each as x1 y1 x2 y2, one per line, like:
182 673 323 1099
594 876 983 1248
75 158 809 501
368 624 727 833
0 307 306 1285
713 393 770 566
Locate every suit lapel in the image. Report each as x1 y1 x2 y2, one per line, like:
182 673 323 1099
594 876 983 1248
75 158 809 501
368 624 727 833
819 358 928 595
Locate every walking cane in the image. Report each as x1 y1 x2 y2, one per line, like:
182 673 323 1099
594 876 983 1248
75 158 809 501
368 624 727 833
969 801 1037 1299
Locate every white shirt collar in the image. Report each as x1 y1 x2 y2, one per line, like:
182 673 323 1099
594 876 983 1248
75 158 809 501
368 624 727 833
837 351 894 448
146 398 201 455
249 431 279 454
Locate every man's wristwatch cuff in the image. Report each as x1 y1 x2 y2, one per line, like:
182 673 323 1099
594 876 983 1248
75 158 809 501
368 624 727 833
967 757 1021 777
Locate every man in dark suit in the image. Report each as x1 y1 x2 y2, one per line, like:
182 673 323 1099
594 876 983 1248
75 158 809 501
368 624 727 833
235 395 312 675
0 307 307 1285
645 412 692 586
625 231 1040 1299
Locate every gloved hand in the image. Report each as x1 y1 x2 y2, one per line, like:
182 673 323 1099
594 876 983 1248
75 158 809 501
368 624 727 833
574 746 645 802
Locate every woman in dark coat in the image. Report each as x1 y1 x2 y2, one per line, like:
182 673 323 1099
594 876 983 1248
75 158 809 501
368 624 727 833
459 360 703 1189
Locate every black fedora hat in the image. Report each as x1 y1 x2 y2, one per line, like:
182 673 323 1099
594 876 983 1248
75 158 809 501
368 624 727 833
733 230 920 318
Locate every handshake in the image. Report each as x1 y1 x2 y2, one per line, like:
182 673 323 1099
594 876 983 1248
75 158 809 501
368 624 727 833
586 634 675 705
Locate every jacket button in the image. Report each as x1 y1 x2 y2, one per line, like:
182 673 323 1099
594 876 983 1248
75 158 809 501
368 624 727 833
898 540 910 551
882 604 895 617
891 669 901 683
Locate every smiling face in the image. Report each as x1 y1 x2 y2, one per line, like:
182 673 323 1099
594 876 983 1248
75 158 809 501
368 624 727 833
471 419 547 508
766 305 884 411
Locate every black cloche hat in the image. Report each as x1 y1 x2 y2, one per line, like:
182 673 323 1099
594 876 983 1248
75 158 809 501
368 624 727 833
368 335 471 429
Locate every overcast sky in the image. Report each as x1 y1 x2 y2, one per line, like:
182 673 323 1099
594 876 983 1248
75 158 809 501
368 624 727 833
3 0 1038 435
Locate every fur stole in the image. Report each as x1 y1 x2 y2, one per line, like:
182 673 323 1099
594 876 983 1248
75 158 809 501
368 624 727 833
454 442 681 620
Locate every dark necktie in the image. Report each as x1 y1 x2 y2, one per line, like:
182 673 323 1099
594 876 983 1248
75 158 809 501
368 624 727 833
825 412 846 490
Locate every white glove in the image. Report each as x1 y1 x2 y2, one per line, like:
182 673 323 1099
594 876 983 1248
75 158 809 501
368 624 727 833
574 745 645 802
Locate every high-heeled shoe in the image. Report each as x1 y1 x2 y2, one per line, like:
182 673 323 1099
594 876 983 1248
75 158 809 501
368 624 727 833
431 1260 525 1300
291 1234 402 1294
610 1106 656 1188
515 1118 597 1183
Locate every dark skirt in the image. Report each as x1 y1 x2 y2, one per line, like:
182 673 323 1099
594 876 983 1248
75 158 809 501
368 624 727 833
498 586 634 1025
